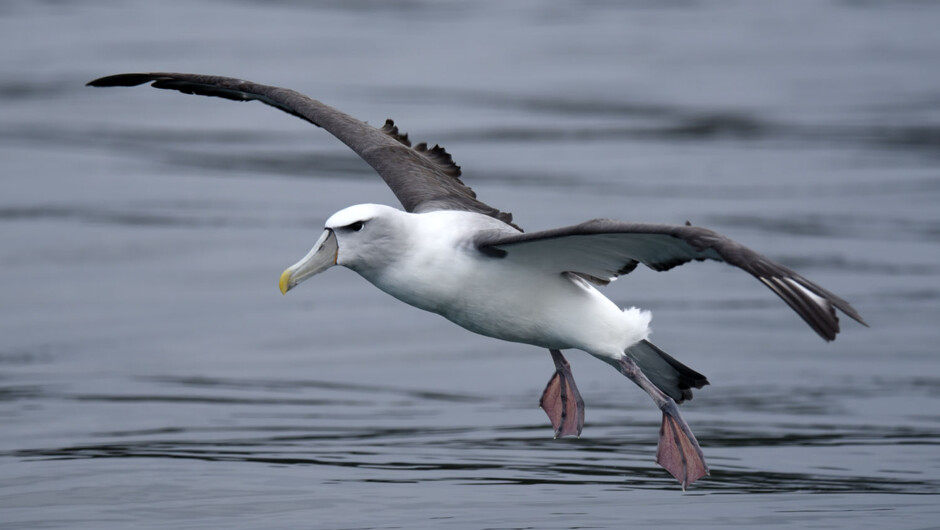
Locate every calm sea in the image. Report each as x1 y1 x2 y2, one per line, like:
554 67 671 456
2 1 939 528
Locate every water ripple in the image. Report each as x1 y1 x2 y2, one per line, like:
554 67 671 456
10 428 939 494
5 372 939 495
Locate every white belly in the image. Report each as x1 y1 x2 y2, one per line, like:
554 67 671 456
369 241 650 356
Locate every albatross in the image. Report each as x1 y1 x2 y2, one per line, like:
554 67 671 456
88 72 867 489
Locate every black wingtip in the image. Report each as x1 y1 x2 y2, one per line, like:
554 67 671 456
838 303 869 328
87 73 159 88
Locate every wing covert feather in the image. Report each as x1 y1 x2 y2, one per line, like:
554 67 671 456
477 219 867 341
87 72 519 229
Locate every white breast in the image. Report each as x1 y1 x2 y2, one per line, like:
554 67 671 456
363 210 650 358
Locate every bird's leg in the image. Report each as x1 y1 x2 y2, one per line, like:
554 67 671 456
619 356 709 490
539 349 585 438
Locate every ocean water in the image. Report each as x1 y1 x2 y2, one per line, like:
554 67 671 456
2 1 939 528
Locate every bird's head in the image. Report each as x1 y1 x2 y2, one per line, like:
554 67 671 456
278 203 403 294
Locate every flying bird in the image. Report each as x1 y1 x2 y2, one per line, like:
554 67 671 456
88 73 867 489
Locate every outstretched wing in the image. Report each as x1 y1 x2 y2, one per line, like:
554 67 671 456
476 219 867 341
87 72 519 230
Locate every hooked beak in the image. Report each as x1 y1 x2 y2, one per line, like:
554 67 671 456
279 229 338 295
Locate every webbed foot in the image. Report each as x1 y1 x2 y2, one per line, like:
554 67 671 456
656 400 709 490
539 349 585 438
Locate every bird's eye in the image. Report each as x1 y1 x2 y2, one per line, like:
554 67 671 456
345 221 365 232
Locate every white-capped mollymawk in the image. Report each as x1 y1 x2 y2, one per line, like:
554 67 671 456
88 73 867 489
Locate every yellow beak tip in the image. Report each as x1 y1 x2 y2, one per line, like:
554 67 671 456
278 269 292 295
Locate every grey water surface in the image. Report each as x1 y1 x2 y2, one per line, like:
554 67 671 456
2 1 940 528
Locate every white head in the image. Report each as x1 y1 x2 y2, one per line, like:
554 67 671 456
278 203 406 294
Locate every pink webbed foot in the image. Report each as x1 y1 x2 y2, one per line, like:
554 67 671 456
656 400 709 490
539 349 585 438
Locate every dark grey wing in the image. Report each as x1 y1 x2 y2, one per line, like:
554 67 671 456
87 72 519 229
477 219 867 341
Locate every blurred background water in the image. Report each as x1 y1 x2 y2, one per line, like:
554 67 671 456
2 1 939 528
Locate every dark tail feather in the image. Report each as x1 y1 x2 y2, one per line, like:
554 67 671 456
624 340 709 404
